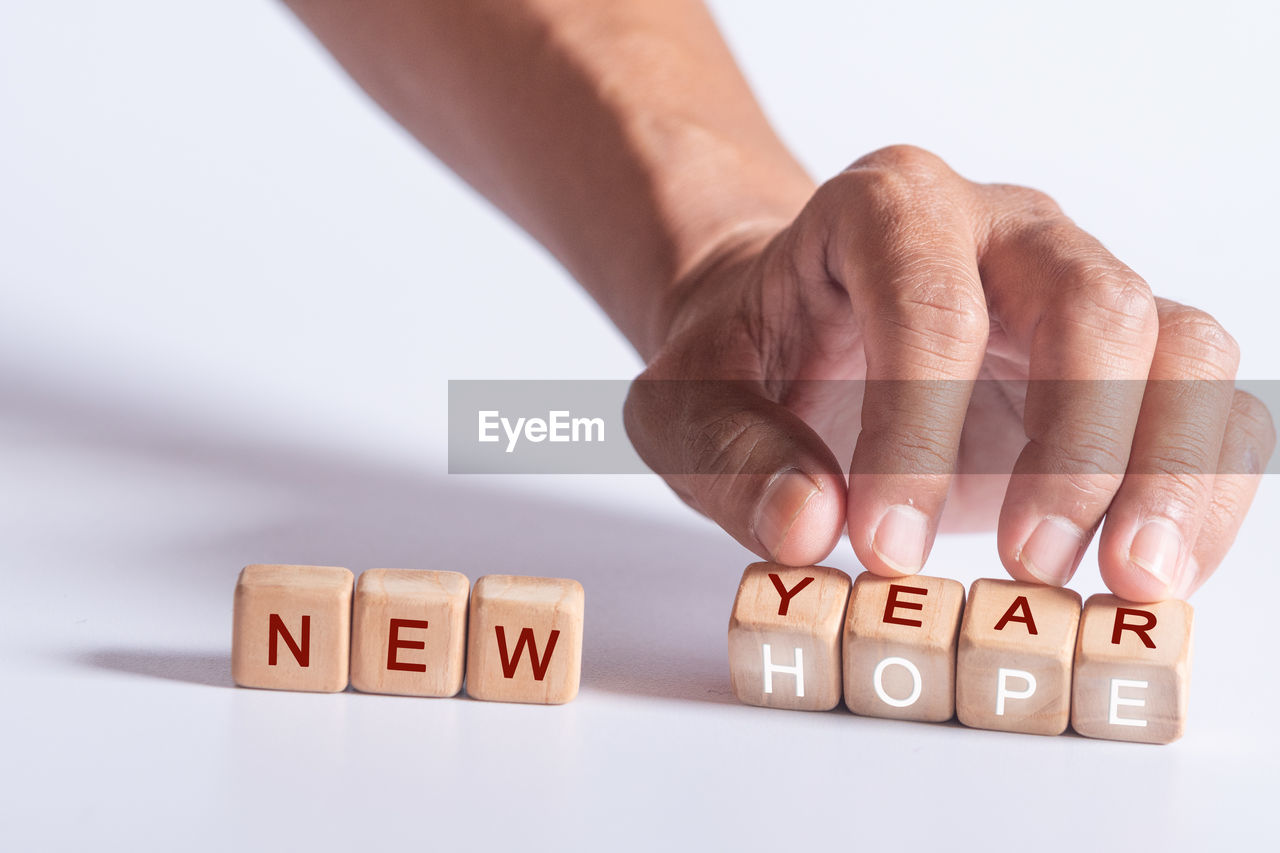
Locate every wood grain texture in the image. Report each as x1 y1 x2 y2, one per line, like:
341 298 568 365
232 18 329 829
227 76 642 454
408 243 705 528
842 572 965 722
350 569 470 697
1071 594 1193 744
728 562 852 711
465 575 584 705
231 564 353 693
956 579 1081 736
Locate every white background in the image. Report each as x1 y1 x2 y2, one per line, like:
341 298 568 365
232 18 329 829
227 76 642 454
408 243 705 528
2 1 1277 849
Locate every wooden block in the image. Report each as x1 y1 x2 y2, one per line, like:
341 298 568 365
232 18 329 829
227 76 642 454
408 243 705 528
728 562 852 711
231 564 353 693
843 572 965 722
1071 594 1194 744
955 579 1081 736
350 569 470 697
465 575 584 704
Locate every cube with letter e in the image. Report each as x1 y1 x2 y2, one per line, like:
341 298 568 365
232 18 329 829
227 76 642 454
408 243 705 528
843 572 965 722
728 562 852 711
350 569 470 698
1071 594 1194 744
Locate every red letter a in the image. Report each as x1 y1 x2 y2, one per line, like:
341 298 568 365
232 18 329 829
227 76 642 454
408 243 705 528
495 626 560 681
994 596 1038 635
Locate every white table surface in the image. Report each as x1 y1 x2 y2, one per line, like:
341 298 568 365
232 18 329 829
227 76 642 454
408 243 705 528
2 2 1277 849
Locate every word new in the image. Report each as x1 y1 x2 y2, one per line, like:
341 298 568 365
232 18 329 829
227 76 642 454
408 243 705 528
728 563 1192 744
231 565 585 704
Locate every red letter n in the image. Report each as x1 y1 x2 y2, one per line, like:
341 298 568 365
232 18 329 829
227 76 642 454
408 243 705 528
268 613 310 667
495 626 560 681
1111 608 1157 649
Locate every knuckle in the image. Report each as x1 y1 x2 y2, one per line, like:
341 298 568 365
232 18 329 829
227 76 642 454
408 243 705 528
831 145 953 212
1037 430 1131 483
884 277 989 354
1060 266 1159 341
1129 469 1207 518
1232 390 1278 455
1133 440 1218 480
851 144 949 177
1158 306 1241 372
685 410 777 479
823 165 915 215
989 184 1063 220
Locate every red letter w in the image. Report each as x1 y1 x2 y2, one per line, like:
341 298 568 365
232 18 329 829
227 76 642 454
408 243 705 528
495 626 560 681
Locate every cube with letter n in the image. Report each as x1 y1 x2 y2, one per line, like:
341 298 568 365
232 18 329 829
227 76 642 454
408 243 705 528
231 563 354 693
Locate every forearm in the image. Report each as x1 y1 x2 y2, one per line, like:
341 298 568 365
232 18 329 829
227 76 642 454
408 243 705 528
284 0 813 357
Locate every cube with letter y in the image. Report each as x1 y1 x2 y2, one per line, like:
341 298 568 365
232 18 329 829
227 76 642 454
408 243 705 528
843 572 965 722
1071 594 1194 744
728 562 852 711
465 575 585 704
955 579 1082 735
350 569 470 697
231 564 354 693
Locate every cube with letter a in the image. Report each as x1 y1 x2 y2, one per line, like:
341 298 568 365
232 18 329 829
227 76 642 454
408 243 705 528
843 572 965 722
231 563 354 693
728 562 852 711
465 574 585 704
955 579 1082 736
1071 594 1194 744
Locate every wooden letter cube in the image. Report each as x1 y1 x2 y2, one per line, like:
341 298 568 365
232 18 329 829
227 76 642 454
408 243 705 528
465 575 584 704
350 569 470 697
955 579 1082 736
1071 594 1194 744
232 564 354 693
843 572 965 722
728 562 852 711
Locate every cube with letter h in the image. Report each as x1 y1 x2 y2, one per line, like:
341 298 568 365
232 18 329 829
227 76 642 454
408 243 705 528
465 574 585 704
956 579 1082 736
350 569 470 697
728 562 852 711
843 572 965 722
232 564 354 693
1071 595 1194 744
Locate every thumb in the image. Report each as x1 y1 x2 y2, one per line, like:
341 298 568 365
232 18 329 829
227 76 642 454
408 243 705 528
624 376 846 566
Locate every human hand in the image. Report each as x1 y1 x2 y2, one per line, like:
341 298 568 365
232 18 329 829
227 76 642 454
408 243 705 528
625 145 1275 602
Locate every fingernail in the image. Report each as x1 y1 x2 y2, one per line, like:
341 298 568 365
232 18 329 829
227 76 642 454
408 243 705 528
1171 553 1201 601
872 504 929 574
753 470 820 558
1129 517 1185 588
1019 516 1084 586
